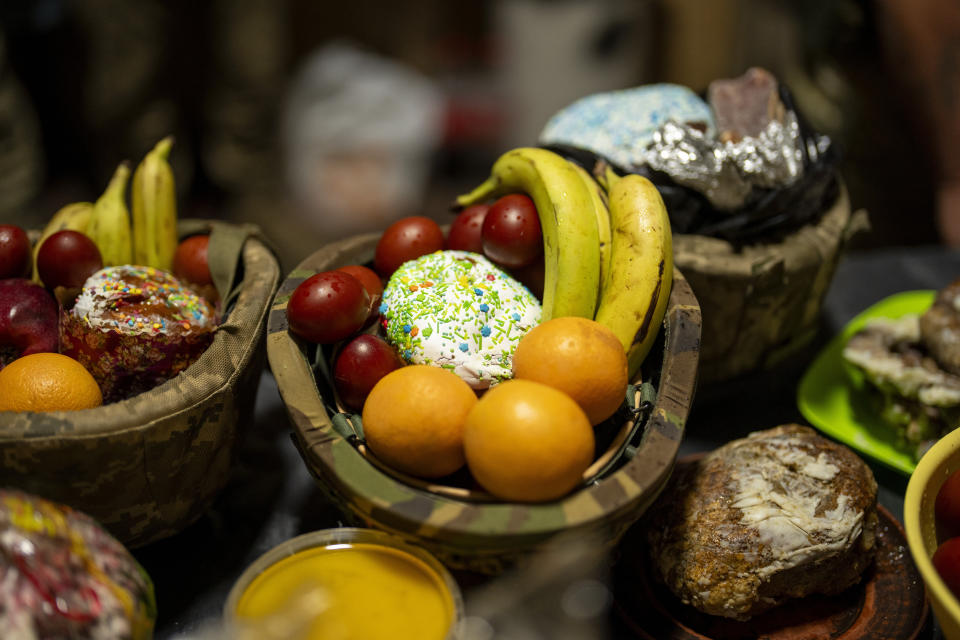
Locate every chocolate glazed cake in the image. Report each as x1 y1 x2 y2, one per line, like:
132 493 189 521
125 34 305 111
645 425 878 621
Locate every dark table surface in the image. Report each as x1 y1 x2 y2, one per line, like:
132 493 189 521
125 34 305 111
136 245 960 639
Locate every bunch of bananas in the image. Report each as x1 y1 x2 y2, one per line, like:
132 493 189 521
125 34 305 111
33 136 179 281
456 147 673 378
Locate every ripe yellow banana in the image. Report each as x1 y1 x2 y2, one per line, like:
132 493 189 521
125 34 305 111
570 161 612 304
455 147 600 320
132 136 178 271
594 173 673 379
88 162 133 266
32 201 94 282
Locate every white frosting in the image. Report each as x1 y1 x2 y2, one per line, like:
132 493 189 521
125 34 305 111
72 265 216 336
380 251 541 389
730 437 863 579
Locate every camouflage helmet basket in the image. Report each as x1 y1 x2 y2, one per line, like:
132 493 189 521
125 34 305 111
267 233 701 574
0 220 280 548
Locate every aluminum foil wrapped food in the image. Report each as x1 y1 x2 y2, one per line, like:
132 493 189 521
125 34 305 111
539 67 840 244
0 489 156 639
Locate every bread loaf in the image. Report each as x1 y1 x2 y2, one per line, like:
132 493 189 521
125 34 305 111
645 424 878 620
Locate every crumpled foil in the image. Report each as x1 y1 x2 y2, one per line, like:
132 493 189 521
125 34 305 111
641 110 830 211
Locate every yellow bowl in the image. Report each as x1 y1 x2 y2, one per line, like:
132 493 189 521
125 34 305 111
905 426 960 639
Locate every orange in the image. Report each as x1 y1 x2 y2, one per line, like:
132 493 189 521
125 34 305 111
361 365 477 479
463 379 594 502
0 353 103 412
511 316 628 425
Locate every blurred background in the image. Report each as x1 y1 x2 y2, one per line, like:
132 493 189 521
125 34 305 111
0 0 957 272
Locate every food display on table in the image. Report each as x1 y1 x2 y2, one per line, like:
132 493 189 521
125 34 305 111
0 489 156 639
280 144 676 502
0 135 281 548
539 67 858 382
0 136 218 406
843 279 960 461
268 139 701 572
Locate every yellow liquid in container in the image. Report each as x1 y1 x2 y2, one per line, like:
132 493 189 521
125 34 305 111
234 542 454 640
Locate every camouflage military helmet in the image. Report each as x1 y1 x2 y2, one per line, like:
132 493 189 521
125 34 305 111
0 220 280 548
268 233 701 574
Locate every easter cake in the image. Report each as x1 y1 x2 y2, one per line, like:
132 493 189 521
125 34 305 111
59 264 218 402
379 250 541 390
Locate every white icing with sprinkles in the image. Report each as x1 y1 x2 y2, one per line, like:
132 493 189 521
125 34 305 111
72 265 217 336
379 250 542 389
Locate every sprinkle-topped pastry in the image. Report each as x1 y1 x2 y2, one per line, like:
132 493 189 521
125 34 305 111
380 251 541 390
60 265 218 402
73 265 216 337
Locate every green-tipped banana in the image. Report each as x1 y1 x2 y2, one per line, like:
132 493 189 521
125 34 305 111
88 162 133 266
455 147 600 320
570 162 612 304
594 173 673 379
32 201 94 282
132 136 178 272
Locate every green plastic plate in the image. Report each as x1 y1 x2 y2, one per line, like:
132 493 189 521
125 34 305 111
797 290 937 476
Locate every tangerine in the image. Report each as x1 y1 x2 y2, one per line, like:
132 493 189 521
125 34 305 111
0 353 103 412
463 379 594 502
511 316 628 425
361 365 477 478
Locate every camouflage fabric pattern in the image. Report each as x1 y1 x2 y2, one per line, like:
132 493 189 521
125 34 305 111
267 234 701 574
675 181 866 383
0 221 280 548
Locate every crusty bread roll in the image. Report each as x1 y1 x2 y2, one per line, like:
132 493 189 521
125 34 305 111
645 425 878 620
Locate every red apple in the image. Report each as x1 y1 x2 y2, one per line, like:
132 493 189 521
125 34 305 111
333 334 404 411
0 225 31 279
36 230 103 289
0 279 59 368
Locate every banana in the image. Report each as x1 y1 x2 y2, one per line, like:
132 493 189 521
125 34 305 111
455 147 600 320
570 161 612 304
593 173 673 379
131 136 178 271
87 162 133 266
31 201 94 282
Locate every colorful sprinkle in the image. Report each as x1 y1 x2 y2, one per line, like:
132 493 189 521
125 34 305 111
380 250 542 390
